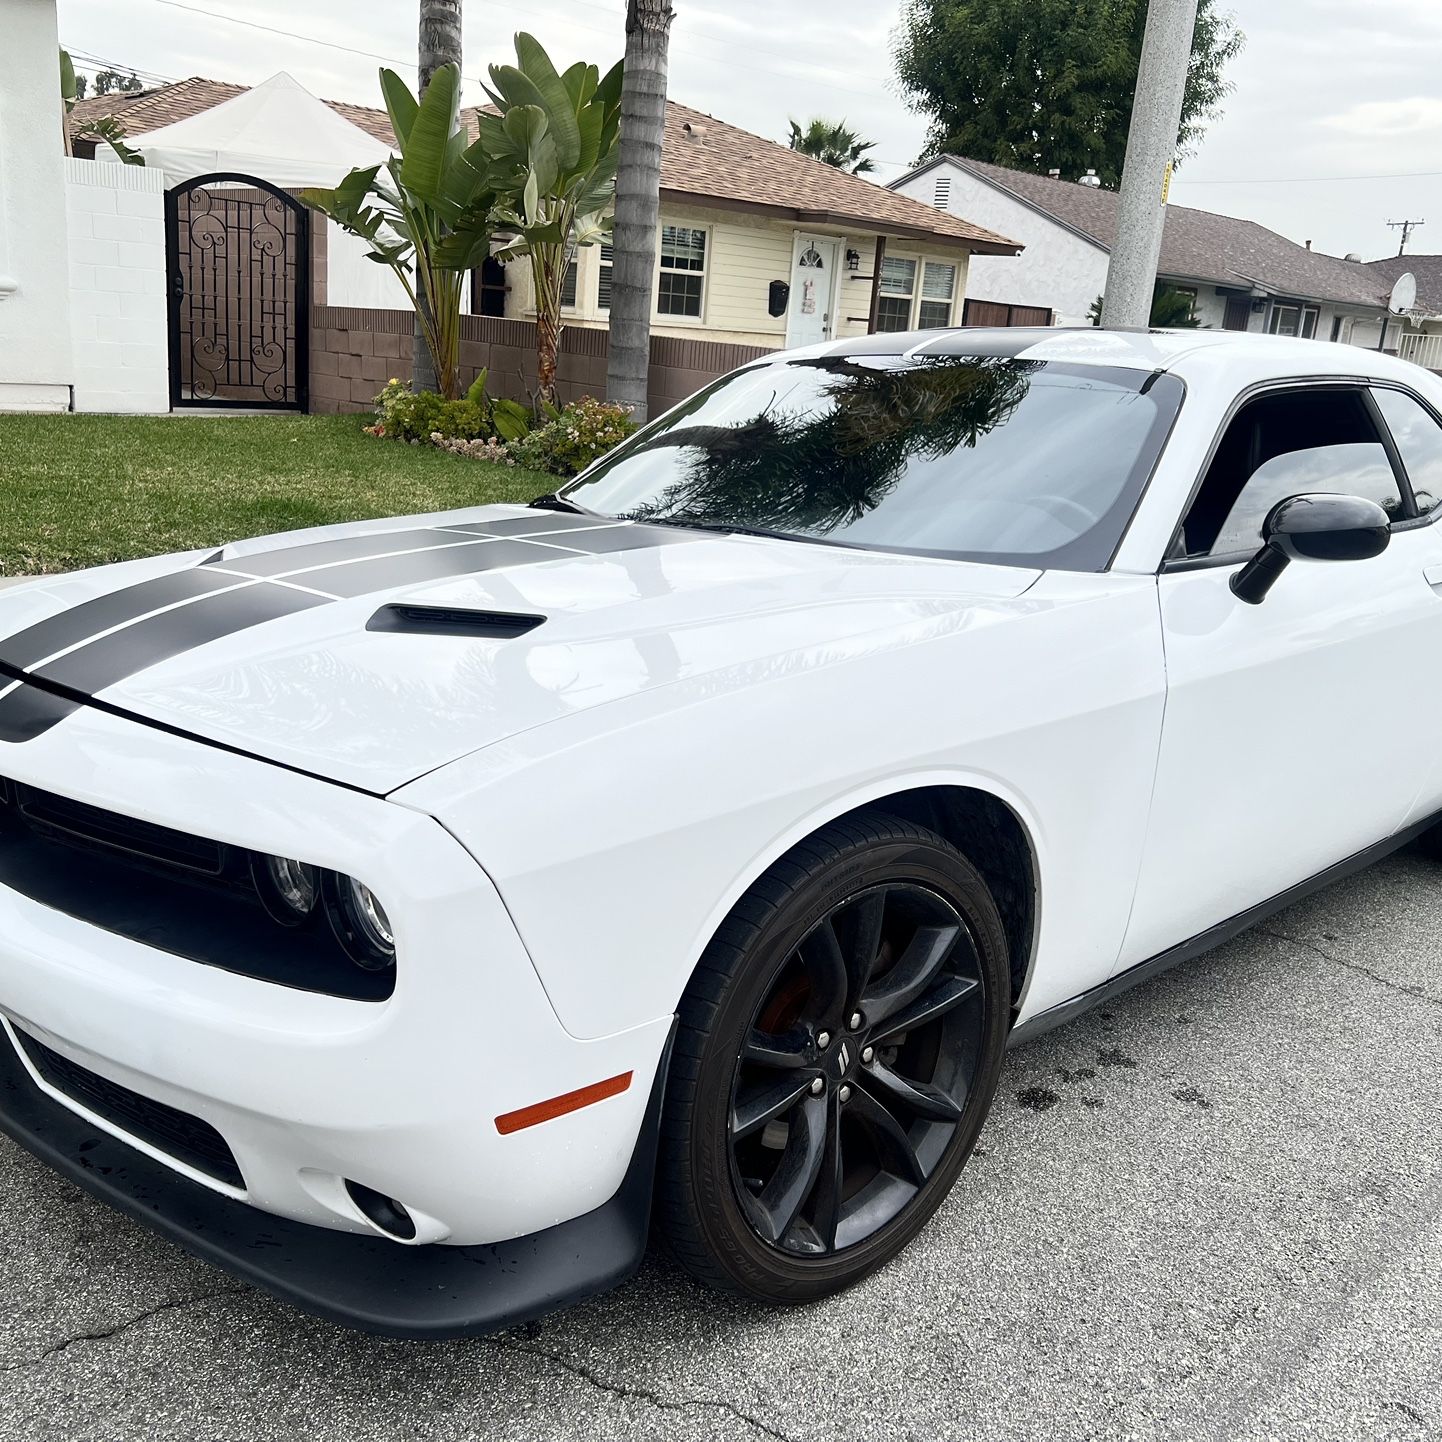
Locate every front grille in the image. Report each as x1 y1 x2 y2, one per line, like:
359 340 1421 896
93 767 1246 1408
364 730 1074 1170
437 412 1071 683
0 777 394 1002
13 1028 244 1188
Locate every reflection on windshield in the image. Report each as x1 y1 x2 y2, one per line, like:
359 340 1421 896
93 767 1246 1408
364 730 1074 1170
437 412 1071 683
626 357 1035 536
567 355 1185 571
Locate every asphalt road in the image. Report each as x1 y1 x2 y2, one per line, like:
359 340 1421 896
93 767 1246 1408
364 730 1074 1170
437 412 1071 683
2 849 1440 1442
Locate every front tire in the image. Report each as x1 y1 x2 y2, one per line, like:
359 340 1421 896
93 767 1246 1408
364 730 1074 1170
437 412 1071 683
657 813 1010 1302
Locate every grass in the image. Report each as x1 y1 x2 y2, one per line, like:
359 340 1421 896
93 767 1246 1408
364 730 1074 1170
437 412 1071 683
0 413 551 575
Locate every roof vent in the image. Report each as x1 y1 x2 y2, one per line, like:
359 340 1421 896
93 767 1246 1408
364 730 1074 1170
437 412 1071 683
1345 252 1363 263
933 175 953 209
683 121 707 143
1047 168 1061 180
1077 169 1102 188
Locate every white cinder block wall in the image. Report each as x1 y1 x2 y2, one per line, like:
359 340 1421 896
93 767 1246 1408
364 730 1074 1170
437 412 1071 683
64 159 168 413
0 0 74 411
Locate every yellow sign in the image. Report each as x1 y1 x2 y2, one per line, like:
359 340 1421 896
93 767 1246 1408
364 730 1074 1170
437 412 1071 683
1161 162 1173 205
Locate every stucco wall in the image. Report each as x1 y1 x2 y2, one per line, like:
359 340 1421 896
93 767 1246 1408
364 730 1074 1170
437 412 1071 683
895 162 1100 326
64 159 168 412
0 0 74 411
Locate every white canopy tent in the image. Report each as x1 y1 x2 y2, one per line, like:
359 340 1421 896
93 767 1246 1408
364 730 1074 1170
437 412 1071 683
123 72 409 310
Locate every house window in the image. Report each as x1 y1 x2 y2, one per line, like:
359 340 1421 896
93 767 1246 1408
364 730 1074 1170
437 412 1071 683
918 262 958 328
561 257 579 309
658 226 706 317
875 256 917 332
933 176 952 210
597 242 614 311
1269 302 1319 338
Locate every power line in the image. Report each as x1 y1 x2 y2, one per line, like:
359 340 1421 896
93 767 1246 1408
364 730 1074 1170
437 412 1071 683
64 47 179 87
139 0 899 111
144 0 432 74
1178 168 1442 186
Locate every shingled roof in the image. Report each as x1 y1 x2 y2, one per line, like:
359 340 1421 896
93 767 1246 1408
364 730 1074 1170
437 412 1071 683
1366 254 1442 317
899 154 1390 309
71 78 1019 256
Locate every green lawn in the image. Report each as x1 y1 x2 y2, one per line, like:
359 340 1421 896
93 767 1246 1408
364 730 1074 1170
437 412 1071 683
0 413 550 575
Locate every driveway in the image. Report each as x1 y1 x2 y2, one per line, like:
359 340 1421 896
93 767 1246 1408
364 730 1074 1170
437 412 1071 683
1 849 1439 1442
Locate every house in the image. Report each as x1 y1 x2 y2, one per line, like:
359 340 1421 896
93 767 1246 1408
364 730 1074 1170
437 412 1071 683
1366 255 1442 372
69 78 1022 367
890 154 1392 344
1 0 74 411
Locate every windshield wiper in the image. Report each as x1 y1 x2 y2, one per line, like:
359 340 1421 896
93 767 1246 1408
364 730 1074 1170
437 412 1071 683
529 492 591 515
648 515 865 550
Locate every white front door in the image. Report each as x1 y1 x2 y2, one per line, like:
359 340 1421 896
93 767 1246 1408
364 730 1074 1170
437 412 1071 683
786 234 840 348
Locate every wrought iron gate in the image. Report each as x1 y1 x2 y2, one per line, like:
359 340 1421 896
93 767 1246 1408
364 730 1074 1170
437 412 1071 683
165 173 309 410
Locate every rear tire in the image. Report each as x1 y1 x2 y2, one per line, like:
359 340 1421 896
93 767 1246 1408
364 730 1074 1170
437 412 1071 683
656 812 1010 1302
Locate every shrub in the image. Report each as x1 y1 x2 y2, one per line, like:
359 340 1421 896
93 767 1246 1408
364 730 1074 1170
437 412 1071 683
431 434 515 464
507 396 636 478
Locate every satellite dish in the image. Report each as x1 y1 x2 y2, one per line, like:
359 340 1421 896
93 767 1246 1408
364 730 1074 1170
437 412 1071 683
1389 272 1417 315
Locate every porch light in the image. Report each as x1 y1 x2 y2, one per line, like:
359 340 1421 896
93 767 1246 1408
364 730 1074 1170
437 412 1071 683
846 249 862 272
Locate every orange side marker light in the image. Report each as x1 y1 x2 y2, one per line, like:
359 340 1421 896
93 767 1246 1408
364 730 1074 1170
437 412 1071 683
494 1071 634 1135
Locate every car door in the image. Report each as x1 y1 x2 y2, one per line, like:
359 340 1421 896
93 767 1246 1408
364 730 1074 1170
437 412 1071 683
1116 380 1442 971
1371 381 1442 826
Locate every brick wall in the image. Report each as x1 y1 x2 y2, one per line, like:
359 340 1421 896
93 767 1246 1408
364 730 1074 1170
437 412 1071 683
63 159 168 413
309 305 776 418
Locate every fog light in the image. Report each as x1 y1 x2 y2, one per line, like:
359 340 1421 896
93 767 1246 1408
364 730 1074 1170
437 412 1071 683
251 853 320 926
344 1179 416 1241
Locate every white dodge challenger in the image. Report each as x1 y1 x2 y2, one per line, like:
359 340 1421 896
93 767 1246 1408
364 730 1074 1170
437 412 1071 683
2 327 1441 1337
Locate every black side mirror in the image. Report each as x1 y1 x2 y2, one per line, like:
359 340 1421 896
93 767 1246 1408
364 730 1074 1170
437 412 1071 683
1230 492 1391 605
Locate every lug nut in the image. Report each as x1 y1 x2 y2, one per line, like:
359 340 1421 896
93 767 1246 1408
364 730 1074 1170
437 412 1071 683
816 1031 831 1049
849 1012 863 1030
861 1045 875 1065
838 1084 852 1103
810 1077 825 1095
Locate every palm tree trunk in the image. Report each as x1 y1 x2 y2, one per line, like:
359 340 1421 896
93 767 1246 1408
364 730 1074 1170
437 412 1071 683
606 0 673 424
413 0 463 393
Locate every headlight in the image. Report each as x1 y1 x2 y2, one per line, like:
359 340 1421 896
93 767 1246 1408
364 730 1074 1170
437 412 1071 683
251 854 320 926
324 873 396 971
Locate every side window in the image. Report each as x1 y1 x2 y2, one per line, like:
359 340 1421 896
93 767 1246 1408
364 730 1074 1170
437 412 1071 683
1372 387 1442 517
1181 388 1405 557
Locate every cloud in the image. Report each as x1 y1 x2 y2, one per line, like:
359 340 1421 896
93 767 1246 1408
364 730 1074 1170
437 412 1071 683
1321 97 1442 139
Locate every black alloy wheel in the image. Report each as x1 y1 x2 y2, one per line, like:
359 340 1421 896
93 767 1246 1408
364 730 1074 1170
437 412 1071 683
658 813 1010 1301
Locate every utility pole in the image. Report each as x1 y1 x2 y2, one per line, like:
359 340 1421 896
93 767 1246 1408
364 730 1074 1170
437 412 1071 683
1102 0 1200 328
1386 218 1425 256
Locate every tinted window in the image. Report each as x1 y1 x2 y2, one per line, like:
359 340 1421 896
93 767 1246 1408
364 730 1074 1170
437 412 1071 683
565 356 1184 571
1181 387 1404 557
1373 386 1442 516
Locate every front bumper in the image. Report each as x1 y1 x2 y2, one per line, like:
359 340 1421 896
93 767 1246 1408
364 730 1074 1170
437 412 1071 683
0 1021 671 1338
0 704 675 1329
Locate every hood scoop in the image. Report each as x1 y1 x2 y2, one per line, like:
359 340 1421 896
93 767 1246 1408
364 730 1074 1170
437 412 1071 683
366 604 545 640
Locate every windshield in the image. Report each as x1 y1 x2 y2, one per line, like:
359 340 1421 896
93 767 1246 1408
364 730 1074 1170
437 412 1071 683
564 355 1184 570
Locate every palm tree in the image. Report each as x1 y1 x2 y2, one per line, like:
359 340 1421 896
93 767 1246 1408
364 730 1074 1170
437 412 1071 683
606 0 675 423
412 0 463 392
786 118 877 176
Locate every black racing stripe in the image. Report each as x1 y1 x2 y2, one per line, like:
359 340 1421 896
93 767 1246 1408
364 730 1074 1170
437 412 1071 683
0 521 701 744
0 682 81 743
209 527 465 578
523 523 692 554
443 515 629 538
316 539 552 599
0 569 241 671
33 583 328 700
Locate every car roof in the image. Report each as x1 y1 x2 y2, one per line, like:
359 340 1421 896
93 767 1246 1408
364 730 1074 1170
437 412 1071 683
775 326 1426 385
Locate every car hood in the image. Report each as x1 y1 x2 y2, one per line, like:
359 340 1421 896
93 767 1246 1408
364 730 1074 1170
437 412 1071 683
0 506 1039 793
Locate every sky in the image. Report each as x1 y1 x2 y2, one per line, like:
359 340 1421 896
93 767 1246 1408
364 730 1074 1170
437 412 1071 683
56 0 1442 265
